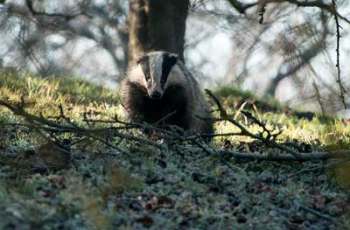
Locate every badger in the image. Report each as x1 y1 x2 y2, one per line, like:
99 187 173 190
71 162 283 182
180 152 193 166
120 51 213 135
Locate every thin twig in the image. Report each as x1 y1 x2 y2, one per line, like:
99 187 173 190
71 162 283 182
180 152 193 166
299 206 334 222
0 99 337 162
258 1 267 24
0 100 163 150
332 0 347 109
219 150 330 161
289 156 350 176
312 80 326 116
205 90 313 159
191 138 243 172
154 111 177 126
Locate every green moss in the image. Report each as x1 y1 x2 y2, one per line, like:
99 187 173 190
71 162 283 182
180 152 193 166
214 86 254 99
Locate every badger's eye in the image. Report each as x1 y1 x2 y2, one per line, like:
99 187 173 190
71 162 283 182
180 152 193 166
142 65 151 83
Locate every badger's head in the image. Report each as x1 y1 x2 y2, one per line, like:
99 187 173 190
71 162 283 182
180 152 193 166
130 51 184 100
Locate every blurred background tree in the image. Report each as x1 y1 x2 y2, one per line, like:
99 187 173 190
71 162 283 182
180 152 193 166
0 0 349 114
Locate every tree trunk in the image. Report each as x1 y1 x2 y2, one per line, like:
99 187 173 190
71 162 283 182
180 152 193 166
128 0 189 65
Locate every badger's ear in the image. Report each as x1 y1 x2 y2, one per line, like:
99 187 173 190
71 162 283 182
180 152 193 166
136 54 149 64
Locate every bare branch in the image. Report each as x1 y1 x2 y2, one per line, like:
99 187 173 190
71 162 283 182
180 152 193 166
331 0 347 109
205 89 330 160
25 0 91 20
219 150 330 161
226 0 257 14
0 100 163 149
0 98 337 162
266 17 327 96
226 0 350 24
312 80 326 116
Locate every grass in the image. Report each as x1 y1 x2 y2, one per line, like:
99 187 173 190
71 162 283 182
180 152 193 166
0 70 349 229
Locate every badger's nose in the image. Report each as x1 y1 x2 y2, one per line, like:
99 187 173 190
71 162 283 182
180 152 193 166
150 91 162 99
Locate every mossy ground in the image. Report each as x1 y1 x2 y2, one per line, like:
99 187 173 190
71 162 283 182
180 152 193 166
0 70 349 230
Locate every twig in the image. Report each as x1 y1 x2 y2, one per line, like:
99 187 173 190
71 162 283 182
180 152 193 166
289 156 350 176
0 100 163 150
219 150 329 161
154 111 177 126
0 99 337 162
258 1 267 24
226 0 257 14
205 89 330 160
205 89 227 117
190 138 243 172
226 0 350 25
299 206 334 222
198 132 243 138
332 0 347 109
241 110 283 141
312 80 326 116
58 104 80 128
24 0 91 20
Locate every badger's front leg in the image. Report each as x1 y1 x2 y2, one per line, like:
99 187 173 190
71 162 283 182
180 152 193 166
120 80 147 123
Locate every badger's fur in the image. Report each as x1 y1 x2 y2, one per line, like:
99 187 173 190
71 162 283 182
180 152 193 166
120 51 213 134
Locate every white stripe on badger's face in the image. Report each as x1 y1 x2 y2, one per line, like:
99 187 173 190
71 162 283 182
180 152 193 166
128 66 148 91
164 65 186 89
148 54 164 98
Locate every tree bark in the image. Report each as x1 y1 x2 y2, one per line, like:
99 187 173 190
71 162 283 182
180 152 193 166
128 0 189 65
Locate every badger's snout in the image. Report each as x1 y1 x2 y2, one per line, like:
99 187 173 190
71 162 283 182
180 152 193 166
149 90 162 99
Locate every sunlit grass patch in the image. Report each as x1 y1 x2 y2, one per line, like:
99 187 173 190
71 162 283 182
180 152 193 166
0 70 119 105
211 87 350 150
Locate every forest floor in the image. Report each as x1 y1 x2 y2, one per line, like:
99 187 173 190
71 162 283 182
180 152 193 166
0 70 349 230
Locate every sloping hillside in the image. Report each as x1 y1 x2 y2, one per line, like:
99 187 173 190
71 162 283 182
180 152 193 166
0 71 349 229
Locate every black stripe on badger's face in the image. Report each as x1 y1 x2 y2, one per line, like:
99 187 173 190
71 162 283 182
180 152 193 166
161 53 177 89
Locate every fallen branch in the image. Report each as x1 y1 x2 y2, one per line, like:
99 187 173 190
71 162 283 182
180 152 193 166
0 98 339 162
0 100 163 150
219 150 330 162
299 205 334 222
205 89 331 160
290 155 350 176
